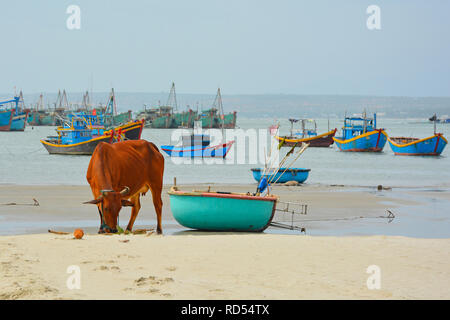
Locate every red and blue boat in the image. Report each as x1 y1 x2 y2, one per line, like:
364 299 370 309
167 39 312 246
333 113 387 152
0 96 29 132
388 134 447 156
161 134 234 158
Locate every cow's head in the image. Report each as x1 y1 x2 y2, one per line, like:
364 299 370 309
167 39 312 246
84 187 133 233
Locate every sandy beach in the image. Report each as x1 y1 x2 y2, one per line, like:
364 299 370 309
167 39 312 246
1 233 449 300
1 183 449 299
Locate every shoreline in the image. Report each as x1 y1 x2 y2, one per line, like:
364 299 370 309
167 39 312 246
2 182 450 190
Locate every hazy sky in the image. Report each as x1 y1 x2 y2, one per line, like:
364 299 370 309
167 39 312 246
1 0 449 96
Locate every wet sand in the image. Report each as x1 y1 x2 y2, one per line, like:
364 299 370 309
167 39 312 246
0 183 414 235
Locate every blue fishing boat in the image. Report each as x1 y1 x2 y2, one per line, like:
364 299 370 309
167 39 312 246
70 110 144 142
0 96 29 132
169 187 278 232
388 134 447 156
333 113 387 152
251 168 311 184
429 114 450 124
275 119 337 148
161 134 234 158
40 113 114 155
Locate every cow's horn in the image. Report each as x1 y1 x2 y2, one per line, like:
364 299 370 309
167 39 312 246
101 189 114 196
120 186 130 196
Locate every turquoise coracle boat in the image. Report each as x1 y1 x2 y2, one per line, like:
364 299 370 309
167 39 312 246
251 168 310 184
169 187 278 232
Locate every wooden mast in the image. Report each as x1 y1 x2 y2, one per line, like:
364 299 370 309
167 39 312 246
166 82 178 113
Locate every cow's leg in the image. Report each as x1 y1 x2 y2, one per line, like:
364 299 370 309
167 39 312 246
97 207 105 234
126 195 141 232
150 185 163 234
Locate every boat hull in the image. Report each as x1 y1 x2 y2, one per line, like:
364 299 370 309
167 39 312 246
333 129 387 152
39 114 54 126
388 134 448 156
161 141 234 158
251 168 310 184
27 111 38 125
121 120 145 140
169 190 277 232
10 112 29 131
151 115 175 128
276 129 337 147
0 110 28 131
0 110 13 131
104 120 145 141
40 135 113 155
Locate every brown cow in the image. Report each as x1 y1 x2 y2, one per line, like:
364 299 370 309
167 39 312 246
84 140 164 234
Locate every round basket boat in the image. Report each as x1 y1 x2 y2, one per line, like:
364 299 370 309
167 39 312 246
251 168 311 184
169 188 278 232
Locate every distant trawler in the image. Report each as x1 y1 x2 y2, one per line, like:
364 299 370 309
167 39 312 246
429 114 450 124
136 83 237 129
25 88 133 127
0 93 29 131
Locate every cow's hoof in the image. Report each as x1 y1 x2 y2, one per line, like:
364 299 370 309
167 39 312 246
98 228 117 234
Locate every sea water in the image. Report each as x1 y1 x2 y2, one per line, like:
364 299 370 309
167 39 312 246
0 118 448 187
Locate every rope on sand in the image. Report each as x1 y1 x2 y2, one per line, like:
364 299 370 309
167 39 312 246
0 198 40 206
276 210 396 223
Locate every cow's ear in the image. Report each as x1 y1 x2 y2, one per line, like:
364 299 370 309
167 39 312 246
83 199 102 205
121 200 134 207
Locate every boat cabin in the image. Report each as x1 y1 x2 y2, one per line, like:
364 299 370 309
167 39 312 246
341 113 377 140
181 134 211 147
55 114 94 145
0 96 21 115
293 119 318 138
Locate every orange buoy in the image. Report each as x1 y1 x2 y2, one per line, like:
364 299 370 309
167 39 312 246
74 229 84 239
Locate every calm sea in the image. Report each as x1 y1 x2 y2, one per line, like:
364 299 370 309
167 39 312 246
0 118 448 187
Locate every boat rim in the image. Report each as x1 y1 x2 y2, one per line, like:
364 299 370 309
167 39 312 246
250 168 311 173
161 140 235 152
40 134 112 148
387 133 447 148
333 129 387 144
168 188 278 202
275 128 337 143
